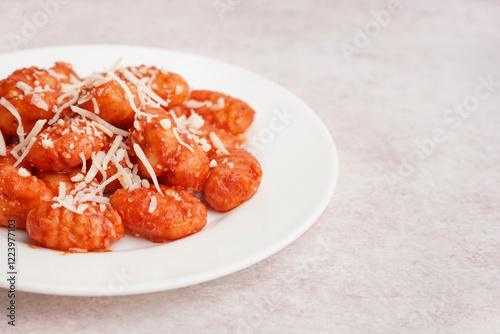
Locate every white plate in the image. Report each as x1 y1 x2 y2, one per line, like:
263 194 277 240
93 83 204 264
0 45 338 296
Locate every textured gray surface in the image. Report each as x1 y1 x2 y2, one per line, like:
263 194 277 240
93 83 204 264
1 0 499 333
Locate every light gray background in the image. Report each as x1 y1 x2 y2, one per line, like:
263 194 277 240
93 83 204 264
1 0 499 333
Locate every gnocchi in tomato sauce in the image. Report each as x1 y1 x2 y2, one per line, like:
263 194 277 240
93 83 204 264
0 60 262 252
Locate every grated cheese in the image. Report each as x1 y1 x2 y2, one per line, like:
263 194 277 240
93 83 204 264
31 94 49 111
76 173 119 204
49 90 79 125
173 128 194 153
11 119 47 159
159 119 171 130
141 179 150 189
84 151 106 183
70 173 85 182
90 121 113 137
107 71 142 114
17 167 30 177
228 162 234 169
102 135 123 170
77 94 92 105
211 97 225 110
58 182 67 198
41 139 54 149
148 196 157 213
71 106 129 137
113 156 133 189
80 153 87 173
209 132 229 155
0 132 6 156
0 97 25 142
185 100 211 109
121 69 169 107
209 159 217 168
16 81 33 95
92 98 100 114
133 143 163 195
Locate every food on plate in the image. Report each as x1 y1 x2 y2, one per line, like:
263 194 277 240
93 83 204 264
27 118 108 172
185 90 255 135
204 149 262 212
0 62 78 136
130 107 210 193
26 202 124 252
110 185 207 242
0 61 262 252
0 163 53 229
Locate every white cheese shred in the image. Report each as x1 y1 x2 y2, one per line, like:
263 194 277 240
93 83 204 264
102 135 123 169
11 119 46 158
13 137 36 167
0 132 6 156
159 119 171 130
209 132 230 155
121 69 169 107
148 196 157 213
173 128 194 153
17 167 30 177
31 94 49 111
133 143 163 195
0 97 25 142
80 153 87 173
71 106 129 137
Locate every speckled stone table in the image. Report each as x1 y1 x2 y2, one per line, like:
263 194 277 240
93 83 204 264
1 0 499 333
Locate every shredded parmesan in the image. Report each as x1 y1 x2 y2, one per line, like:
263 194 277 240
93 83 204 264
49 90 79 125
11 119 46 158
228 162 234 169
148 196 157 213
209 159 217 168
85 151 106 183
76 174 119 204
209 132 229 155
71 106 129 137
70 173 85 182
80 153 87 173
90 121 113 137
133 143 163 195
185 100 211 109
92 98 100 114
102 135 123 169
121 69 169 107
0 132 6 156
141 179 150 189
173 128 194 153
13 137 36 167
41 139 54 149
58 182 67 198
160 119 171 130
17 167 30 177
211 97 225 110
16 81 33 94
107 71 142 114
31 94 49 111
0 97 25 142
